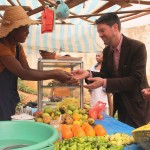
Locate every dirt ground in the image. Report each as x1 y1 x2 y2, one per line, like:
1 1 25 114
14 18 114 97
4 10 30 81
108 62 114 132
18 91 38 104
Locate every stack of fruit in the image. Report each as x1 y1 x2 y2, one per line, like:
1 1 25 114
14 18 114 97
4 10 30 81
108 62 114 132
61 123 107 140
56 97 81 109
59 104 94 126
33 103 94 125
54 132 135 150
33 106 61 124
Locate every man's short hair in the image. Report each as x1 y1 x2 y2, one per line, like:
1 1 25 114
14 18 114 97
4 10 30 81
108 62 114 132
95 13 121 31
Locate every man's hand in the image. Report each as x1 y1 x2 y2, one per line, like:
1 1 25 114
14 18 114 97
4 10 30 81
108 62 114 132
71 69 89 80
84 77 104 89
141 88 150 100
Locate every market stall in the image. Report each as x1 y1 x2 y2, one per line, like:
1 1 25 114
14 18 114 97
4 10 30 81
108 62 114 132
28 98 149 150
0 1 150 150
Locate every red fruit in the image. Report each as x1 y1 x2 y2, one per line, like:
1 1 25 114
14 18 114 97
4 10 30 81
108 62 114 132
33 111 43 117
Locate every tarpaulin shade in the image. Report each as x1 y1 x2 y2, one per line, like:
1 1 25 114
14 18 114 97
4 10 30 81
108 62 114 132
22 25 102 53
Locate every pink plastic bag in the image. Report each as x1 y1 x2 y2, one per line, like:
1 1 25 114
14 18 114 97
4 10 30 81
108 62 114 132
88 101 106 119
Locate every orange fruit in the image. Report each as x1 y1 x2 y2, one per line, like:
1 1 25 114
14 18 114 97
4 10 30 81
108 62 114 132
71 124 80 133
94 124 107 136
81 122 90 131
61 124 73 139
74 127 86 137
84 125 95 136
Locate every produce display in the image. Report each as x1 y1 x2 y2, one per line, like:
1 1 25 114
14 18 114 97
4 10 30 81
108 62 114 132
54 133 134 150
32 97 137 150
33 98 93 125
56 97 81 109
54 136 123 150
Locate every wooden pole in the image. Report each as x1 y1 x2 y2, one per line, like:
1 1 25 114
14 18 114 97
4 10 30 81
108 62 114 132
27 6 44 16
121 12 150 22
68 9 150 18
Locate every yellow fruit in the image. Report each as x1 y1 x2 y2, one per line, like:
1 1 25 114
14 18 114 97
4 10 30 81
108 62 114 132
72 113 81 121
73 120 81 126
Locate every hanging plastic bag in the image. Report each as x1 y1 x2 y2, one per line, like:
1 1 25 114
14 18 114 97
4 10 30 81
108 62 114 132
41 6 55 33
56 0 69 21
88 101 106 119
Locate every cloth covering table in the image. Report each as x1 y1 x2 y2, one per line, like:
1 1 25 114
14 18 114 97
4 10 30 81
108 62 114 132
95 114 143 150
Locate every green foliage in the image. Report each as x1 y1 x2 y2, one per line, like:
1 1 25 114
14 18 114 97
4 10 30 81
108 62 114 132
17 78 49 97
19 94 26 102
18 78 37 94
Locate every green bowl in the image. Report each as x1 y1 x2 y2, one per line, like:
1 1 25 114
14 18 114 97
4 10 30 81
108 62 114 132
0 121 58 150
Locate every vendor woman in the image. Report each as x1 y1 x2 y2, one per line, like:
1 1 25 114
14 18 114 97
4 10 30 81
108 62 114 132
0 6 71 120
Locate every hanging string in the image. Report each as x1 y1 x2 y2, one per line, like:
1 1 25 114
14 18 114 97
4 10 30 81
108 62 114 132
83 2 85 8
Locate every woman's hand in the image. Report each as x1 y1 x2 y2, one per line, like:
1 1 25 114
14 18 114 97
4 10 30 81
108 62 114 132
54 70 72 83
71 69 89 80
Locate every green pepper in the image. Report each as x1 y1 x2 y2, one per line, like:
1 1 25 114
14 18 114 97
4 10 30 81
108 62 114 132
78 137 85 143
60 146 66 150
54 142 60 150
69 144 77 150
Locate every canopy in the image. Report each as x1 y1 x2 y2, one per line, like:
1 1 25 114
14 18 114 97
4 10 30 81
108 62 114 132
0 0 150 53
22 25 101 53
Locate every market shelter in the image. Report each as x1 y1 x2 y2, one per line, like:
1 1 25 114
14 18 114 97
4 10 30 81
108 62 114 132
0 0 150 53
0 1 150 150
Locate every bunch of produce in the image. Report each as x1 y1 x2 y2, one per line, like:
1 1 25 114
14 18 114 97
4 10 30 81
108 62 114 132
103 133 135 145
54 132 135 150
54 136 124 150
58 102 97 127
33 106 61 123
57 97 81 108
61 124 107 140
33 100 103 127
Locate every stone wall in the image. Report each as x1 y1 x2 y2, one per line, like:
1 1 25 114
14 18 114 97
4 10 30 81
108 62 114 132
122 24 150 79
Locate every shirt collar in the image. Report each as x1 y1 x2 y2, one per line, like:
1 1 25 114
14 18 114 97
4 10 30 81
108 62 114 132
111 35 123 52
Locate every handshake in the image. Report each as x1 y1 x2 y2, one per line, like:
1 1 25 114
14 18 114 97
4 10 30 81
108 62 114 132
55 69 104 90
54 69 79 85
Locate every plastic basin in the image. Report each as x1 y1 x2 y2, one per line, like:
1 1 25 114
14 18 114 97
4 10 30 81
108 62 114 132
0 121 58 150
